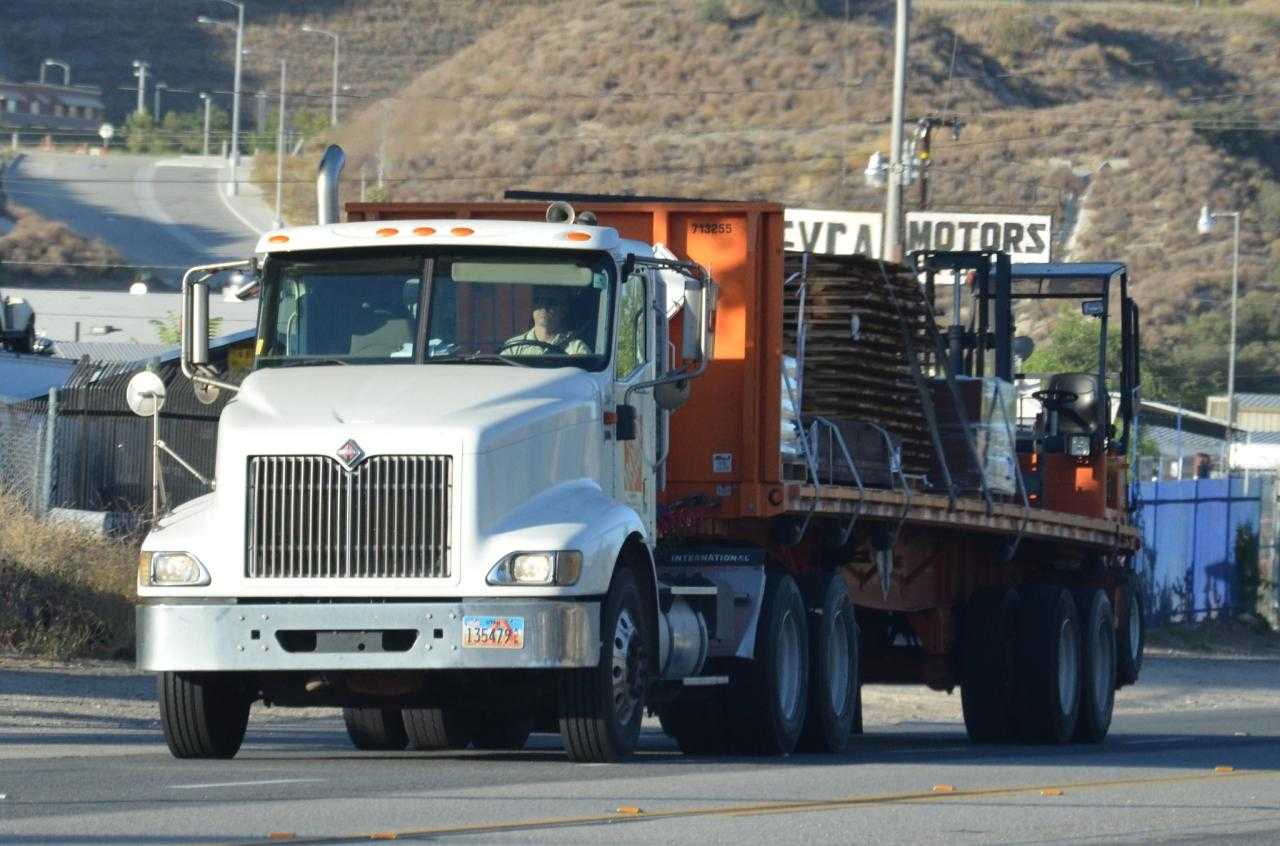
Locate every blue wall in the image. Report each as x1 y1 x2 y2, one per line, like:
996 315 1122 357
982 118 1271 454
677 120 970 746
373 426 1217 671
1136 478 1261 623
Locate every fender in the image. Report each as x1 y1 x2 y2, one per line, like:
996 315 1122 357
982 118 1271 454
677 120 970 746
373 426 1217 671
473 478 652 597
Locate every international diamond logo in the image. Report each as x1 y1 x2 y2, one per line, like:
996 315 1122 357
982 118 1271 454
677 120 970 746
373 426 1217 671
336 439 365 470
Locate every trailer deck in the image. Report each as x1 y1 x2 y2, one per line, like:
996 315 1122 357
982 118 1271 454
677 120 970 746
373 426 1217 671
788 483 1141 551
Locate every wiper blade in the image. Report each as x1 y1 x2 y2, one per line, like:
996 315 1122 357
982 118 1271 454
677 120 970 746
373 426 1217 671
262 357 351 368
428 353 527 368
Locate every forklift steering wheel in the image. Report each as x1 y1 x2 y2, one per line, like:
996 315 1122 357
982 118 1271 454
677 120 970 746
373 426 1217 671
1031 388 1079 409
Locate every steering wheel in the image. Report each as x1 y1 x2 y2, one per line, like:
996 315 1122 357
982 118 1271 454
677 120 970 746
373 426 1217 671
1033 388 1089 430
498 337 567 354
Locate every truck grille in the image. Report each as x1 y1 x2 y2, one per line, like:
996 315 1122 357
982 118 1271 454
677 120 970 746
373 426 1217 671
246 455 452 579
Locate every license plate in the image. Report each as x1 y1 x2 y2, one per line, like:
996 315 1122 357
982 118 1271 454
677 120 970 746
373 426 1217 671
461 615 525 649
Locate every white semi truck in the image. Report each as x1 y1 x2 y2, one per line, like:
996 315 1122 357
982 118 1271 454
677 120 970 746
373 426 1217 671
135 147 1143 763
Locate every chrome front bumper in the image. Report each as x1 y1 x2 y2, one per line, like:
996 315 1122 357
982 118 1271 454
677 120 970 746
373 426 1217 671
136 599 600 672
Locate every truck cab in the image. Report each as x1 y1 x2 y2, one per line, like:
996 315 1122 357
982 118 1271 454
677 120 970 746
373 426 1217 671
136 175 719 762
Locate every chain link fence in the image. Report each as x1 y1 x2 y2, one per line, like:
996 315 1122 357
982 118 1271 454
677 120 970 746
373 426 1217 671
0 401 51 512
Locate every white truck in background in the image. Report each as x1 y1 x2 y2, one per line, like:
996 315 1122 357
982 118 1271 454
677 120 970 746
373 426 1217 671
1 289 36 353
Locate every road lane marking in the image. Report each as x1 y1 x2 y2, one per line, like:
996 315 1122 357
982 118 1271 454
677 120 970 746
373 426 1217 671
233 767 1280 844
170 778 325 790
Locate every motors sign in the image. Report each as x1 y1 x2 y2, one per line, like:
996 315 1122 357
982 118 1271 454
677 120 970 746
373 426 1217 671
904 212 1051 262
784 208 1053 262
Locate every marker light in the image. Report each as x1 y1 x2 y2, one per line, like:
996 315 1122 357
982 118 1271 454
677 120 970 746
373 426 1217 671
375 227 399 237
451 226 474 236
268 234 289 244
412 226 436 236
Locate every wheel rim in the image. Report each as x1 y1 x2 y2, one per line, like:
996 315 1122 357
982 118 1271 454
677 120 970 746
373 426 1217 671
827 609 851 714
611 608 644 727
777 607 804 722
1128 593 1141 661
1058 615 1078 715
1095 613 1113 699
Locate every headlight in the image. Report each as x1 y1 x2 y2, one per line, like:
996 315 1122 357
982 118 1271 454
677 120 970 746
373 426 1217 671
487 551 583 586
142 552 211 586
1068 434 1092 457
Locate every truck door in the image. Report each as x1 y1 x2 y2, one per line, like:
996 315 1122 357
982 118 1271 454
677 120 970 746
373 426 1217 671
613 266 657 537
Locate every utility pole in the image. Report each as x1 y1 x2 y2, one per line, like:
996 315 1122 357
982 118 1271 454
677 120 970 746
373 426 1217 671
153 82 167 121
377 99 389 188
883 0 910 262
274 60 286 229
199 92 212 157
132 60 150 115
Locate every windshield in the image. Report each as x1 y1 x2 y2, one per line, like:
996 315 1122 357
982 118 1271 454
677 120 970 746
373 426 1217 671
256 248 615 370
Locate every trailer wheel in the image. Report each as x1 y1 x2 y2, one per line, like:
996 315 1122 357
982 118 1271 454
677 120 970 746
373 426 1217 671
1073 588 1116 743
1016 586 1081 744
960 587 1021 743
657 694 733 756
558 567 649 762
727 570 809 756
342 707 409 751
469 711 534 751
403 707 472 750
797 572 860 753
1115 572 1145 688
158 671 250 760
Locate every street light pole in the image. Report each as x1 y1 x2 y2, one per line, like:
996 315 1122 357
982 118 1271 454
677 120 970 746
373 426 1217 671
1197 205 1242 472
301 25 340 126
199 92 212 157
132 60 150 115
883 0 910 262
199 1 245 195
274 59 286 229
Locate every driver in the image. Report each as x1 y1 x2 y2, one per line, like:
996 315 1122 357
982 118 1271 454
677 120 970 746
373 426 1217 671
503 287 590 355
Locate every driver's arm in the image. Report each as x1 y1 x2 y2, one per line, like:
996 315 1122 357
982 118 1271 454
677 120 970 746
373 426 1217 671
565 338 591 355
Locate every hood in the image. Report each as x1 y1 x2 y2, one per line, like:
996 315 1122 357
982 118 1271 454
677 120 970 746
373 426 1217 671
221 364 601 455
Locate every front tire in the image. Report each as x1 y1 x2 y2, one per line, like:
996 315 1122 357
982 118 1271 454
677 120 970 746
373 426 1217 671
797 572 859 753
728 571 809 756
1016 586 1081 744
960 588 1021 742
158 672 250 759
558 567 649 762
342 708 408 751
1073 588 1116 743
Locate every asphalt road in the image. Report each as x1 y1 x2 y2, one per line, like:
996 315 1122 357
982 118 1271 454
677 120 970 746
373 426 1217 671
4 151 269 286
2 659 1278 845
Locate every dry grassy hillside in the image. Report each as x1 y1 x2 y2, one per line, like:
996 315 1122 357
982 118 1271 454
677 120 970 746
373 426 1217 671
318 0 1280 401
0 1 545 129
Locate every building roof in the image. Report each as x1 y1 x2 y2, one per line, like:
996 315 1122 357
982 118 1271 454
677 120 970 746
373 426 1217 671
48 341 174 362
1142 423 1224 459
4 287 258 346
1206 392 1280 410
0 350 76 403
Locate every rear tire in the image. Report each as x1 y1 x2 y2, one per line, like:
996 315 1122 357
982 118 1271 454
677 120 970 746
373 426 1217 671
558 567 649 762
797 572 860 753
960 588 1021 743
1016 586 1081 744
342 707 408 751
727 571 809 756
469 711 534 751
1115 571 1145 688
1073 588 1116 743
158 672 250 760
403 707 472 750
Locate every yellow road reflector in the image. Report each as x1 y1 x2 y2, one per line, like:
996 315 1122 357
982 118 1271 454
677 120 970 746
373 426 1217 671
1215 766 1235 774
267 834 295 841
616 806 644 815
370 834 398 841
1040 788 1064 797
931 784 956 794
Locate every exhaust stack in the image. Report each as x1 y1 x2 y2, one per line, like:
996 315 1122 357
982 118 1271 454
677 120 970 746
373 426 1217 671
317 144 346 225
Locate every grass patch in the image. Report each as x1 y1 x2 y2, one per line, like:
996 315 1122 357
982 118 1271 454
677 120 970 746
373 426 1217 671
1147 617 1278 657
0 491 137 660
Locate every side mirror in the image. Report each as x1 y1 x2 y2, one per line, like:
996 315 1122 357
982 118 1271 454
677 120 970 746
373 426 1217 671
615 404 637 441
189 279 210 365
